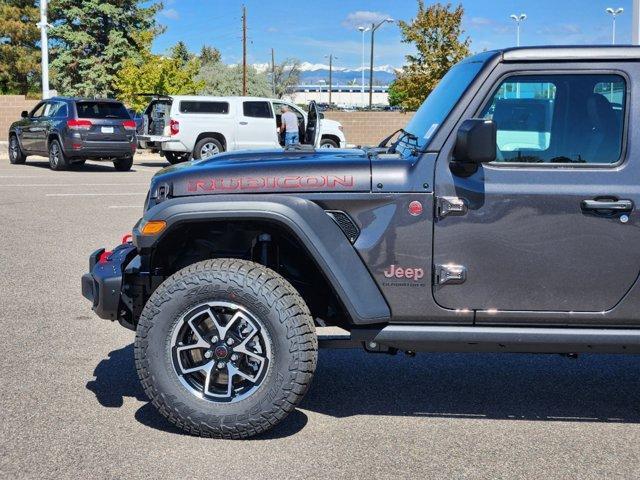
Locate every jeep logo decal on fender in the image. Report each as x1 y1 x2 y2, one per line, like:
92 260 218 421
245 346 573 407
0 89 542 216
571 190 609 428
384 264 425 281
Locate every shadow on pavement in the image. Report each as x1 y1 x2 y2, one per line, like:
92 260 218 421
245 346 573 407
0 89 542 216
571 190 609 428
86 344 308 439
87 343 640 439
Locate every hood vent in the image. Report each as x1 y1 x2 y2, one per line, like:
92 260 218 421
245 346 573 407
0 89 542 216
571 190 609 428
326 210 360 244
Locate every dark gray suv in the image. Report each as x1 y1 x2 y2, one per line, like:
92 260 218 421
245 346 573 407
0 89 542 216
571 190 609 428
8 97 137 171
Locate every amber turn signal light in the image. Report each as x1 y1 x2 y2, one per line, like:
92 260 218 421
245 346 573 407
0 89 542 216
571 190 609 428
140 220 167 235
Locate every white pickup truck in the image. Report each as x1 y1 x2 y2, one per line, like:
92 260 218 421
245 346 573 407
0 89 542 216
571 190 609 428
137 95 347 164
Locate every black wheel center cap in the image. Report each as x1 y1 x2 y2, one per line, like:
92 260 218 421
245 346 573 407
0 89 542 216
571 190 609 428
214 345 229 358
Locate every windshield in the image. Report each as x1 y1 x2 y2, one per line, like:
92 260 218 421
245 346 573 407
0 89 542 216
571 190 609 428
401 54 490 152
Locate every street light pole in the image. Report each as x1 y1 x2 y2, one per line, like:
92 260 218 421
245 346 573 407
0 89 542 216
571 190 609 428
606 7 624 44
368 18 394 110
37 0 50 99
633 0 640 45
357 26 370 107
509 13 527 47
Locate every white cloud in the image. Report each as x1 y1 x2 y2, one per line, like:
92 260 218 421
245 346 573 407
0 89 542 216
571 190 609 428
468 17 493 27
161 8 180 20
342 11 392 29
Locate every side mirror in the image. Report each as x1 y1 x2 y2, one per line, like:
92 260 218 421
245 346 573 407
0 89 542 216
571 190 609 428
453 118 496 163
319 112 325 119
21 111 29 119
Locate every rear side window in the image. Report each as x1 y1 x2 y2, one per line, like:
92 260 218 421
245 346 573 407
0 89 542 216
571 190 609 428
76 101 130 119
481 74 626 165
243 101 272 118
179 101 229 114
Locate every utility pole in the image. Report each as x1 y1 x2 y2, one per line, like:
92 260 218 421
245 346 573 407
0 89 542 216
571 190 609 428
271 48 276 96
325 54 336 106
242 5 247 96
38 0 50 99
369 18 394 109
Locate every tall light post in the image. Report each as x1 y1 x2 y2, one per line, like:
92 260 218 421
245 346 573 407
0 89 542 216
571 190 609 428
369 18 394 110
37 0 50 99
510 13 527 47
357 26 370 107
633 0 639 45
606 7 624 44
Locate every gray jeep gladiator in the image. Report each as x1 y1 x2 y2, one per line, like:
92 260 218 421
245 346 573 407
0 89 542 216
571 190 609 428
82 46 640 438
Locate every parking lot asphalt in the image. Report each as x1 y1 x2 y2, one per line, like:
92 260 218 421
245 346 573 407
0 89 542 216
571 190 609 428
1 153 640 479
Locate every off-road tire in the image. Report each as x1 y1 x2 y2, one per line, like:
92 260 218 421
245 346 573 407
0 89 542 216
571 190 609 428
193 137 224 160
165 151 191 165
134 259 318 439
8 134 26 164
113 156 133 171
48 139 69 171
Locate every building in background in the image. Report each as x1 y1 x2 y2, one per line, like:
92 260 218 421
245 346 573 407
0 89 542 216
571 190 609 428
287 84 390 107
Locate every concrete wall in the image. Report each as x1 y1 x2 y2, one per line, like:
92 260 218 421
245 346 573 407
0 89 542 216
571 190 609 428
324 111 415 147
0 96 39 141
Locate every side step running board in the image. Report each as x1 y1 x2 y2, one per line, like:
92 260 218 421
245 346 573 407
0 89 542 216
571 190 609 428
347 325 640 354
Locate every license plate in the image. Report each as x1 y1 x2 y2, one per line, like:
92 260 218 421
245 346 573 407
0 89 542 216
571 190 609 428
101 126 114 134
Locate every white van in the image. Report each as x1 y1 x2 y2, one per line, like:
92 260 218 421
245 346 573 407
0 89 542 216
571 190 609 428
137 95 347 164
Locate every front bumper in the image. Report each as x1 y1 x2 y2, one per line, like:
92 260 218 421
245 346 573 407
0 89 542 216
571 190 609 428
82 244 138 321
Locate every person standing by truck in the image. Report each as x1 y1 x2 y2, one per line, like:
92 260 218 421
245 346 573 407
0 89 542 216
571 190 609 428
280 104 299 145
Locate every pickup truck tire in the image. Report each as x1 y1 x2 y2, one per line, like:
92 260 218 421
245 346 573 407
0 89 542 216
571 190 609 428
48 139 69 171
8 134 26 164
165 152 191 165
320 138 339 148
193 137 224 160
113 156 133 171
134 258 318 439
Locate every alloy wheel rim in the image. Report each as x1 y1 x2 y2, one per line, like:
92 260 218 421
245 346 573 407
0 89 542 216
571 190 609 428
50 144 59 167
200 142 219 159
170 301 272 403
9 138 18 160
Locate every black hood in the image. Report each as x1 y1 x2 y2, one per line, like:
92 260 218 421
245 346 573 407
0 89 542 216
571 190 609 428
149 148 372 199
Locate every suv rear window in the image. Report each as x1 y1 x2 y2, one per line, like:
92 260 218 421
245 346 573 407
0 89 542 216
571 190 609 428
243 101 273 118
180 101 229 114
76 101 130 119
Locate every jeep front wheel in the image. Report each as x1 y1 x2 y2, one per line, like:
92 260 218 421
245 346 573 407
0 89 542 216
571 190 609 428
135 259 317 439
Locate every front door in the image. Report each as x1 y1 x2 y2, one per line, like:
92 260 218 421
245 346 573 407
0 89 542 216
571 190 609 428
433 68 640 314
20 102 47 152
235 100 279 150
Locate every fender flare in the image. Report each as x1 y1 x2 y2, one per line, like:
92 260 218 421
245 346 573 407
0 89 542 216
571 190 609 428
134 194 391 325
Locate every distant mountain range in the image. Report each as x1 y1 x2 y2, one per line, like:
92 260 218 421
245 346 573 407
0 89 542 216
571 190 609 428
253 62 399 86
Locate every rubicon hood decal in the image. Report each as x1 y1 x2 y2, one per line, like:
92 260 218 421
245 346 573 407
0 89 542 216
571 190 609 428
188 174 355 192
152 148 372 196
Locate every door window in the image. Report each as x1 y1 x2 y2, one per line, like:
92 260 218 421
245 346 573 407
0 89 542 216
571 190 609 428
243 101 273 118
179 101 229 114
29 102 47 118
481 74 625 164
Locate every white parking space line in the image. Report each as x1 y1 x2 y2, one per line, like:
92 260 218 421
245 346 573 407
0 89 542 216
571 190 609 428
46 192 147 197
108 205 142 209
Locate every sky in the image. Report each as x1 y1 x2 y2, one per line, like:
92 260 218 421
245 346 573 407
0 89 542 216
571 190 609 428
153 0 637 69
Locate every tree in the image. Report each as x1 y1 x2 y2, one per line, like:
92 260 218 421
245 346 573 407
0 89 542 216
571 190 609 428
390 1 470 110
0 0 40 95
49 0 162 97
200 45 221 66
115 41 205 111
272 58 300 99
170 41 193 65
197 62 272 97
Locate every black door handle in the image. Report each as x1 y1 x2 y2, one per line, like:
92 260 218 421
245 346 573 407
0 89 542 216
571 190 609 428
581 198 633 213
